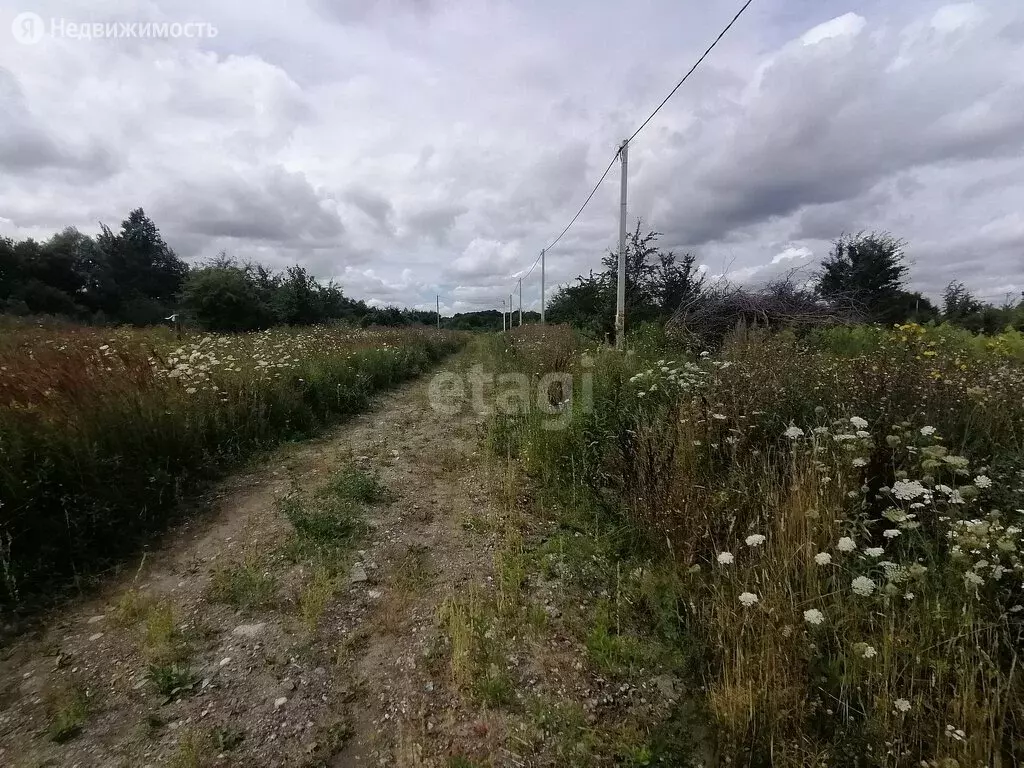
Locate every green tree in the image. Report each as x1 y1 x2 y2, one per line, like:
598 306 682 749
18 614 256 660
182 258 275 331
94 208 188 322
817 232 909 323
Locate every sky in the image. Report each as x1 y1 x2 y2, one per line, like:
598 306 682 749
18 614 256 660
1 0 1022 313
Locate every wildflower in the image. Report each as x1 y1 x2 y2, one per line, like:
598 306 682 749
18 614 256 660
185 387 197 395
852 576 876 596
738 592 759 607
974 475 992 489
865 547 884 557
894 698 912 713
803 608 825 625
712 413 727 420
852 457 868 468
904 592 915 600
945 725 966 742
920 426 936 436
855 430 871 439
784 426 804 439
744 534 766 547
850 416 868 429
892 479 927 500
964 571 984 587
883 529 901 539
814 552 832 566
854 642 877 659
837 537 857 553
717 552 734 565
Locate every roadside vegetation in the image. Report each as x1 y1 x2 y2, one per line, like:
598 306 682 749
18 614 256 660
0 322 463 610
483 322 1024 766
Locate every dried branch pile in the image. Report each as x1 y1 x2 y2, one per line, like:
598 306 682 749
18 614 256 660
668 272 862 348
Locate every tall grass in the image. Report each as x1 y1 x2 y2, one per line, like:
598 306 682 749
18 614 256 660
490 323 1024 766
0 321 463 609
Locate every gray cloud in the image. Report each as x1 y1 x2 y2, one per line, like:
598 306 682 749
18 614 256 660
0 1 1022 310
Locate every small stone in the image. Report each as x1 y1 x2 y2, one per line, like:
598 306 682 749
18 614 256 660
367 589 383 600
88 632 104 642
280 678 296 692
219 657 231 667
349 564 368 584
274 696 288 709
87 615 105 624
232 623 267 638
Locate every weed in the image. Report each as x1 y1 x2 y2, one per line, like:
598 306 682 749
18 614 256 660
281 493 366 568
208 561 277 612
298 567 336 633
142 601 189 664
322 464 394 504
147 663 196 698
45 684 90 743
111 587 156 627
169 728 217 768
213 725 245 751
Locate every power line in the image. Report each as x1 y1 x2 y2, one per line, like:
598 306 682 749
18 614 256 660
542 151 621 255
506 0 756 313
627 0 755 145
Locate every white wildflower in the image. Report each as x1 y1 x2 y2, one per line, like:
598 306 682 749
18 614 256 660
745 534 766 547
883 529 901 539
855 430 871 439
858 643 878 659
974 475 992 489
738 591 759 607
964 571 984 587
717 552 735 565
852 576 876 596
803 608 825 626
892 479 927 500
849 416 869 429
814 552 832 566
865 547 884 557
852 457 868 468
784 426 804 439
920 426 936 436
837 537 857 553
894 698 912 713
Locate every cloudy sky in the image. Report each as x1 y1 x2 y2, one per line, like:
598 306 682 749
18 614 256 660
1 0 1022 313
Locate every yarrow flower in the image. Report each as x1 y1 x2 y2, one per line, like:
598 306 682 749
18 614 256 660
920 426 936 436
738 591 759 607
849 416 869 429
864 547 884 558
974 475 992 489
717 552 734 565
852 457 868 468
803 608 825 625
783 426 804 439
814 552 832 566
837 537 856 553
744 534 766 547
852 576 876 596
894 698 912 713
883 529 901 539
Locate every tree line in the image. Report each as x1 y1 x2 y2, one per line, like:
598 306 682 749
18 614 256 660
0 209 441 330
546 227 1024 339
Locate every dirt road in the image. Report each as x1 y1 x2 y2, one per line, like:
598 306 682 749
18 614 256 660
0 352 507 767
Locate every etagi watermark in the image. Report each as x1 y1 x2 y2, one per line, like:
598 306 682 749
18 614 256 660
11 11 218 45
427 359 594 430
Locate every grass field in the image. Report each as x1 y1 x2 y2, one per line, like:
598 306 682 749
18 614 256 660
0 320 463 610
487 322 1024 766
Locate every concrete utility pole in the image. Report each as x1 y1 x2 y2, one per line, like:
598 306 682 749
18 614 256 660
540 249 546 324
436 295 440 330
615 139 628 350
509 293 513 328
518 279 523 327
502 299 506 332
